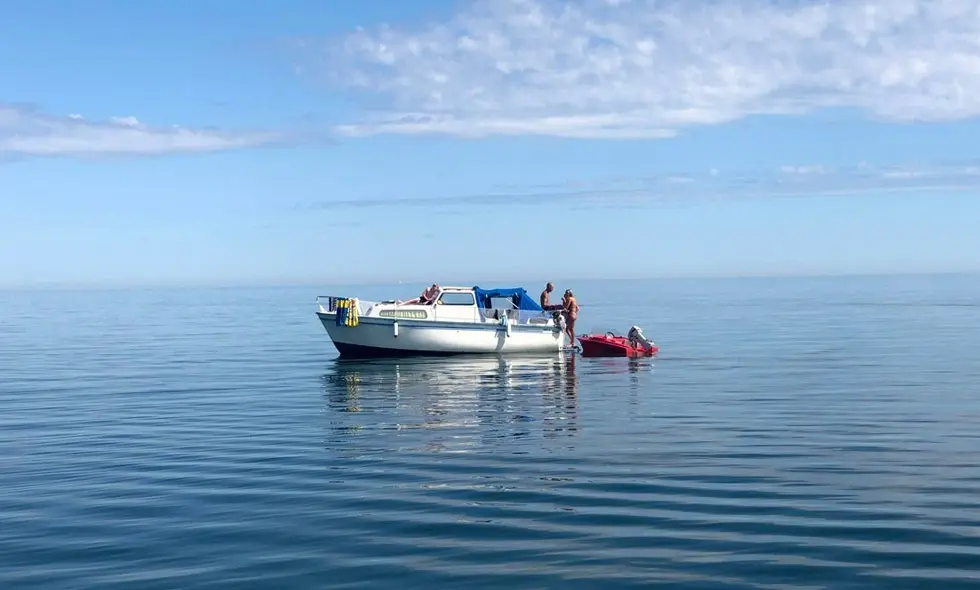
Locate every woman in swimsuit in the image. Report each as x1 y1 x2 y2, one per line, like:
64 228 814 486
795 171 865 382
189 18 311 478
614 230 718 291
562 289 579 346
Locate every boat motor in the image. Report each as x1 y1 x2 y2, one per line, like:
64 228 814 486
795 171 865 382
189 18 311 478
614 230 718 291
627 326 654 349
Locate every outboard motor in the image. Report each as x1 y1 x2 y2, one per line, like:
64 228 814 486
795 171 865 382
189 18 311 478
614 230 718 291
627 325 654 349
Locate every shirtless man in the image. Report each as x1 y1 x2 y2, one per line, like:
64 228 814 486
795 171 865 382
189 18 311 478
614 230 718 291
401 283 440 305
418 283 440 304
540 282 562 310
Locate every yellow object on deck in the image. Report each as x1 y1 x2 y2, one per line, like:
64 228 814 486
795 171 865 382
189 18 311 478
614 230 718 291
346 298 359 327
335 297 359 327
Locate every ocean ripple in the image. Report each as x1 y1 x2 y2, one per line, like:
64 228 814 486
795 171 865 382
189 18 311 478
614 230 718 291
2 276 980 589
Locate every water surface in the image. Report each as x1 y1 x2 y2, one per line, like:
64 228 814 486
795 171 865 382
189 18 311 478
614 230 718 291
3 274 980 589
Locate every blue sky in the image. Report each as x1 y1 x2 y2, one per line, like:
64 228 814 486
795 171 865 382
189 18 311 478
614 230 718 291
2 0 980 288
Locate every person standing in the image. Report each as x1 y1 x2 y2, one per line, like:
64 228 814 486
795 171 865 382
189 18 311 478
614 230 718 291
562 289 579 345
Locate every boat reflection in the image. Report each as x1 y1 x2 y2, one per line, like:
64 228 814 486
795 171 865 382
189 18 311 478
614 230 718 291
587 356 655 390
320 353 580 447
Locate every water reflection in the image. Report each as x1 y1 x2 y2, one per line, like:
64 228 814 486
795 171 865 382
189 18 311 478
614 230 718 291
587 356 655 393
320 354 581 448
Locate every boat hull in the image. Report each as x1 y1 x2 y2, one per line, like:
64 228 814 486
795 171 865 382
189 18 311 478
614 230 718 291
317 312 566 358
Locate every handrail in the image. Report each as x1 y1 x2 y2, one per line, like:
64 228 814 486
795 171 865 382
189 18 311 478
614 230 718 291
316 295 377 315
315 295 555 325
316 295 345 313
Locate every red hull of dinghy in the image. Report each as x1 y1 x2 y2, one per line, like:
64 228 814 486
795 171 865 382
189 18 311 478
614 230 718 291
577 334 659 358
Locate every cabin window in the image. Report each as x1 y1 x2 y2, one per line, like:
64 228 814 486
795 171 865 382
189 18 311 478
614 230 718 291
379 309 428 319
487 296 517 309
438 292 476 306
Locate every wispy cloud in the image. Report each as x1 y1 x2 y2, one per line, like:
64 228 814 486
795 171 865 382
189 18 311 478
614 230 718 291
769 161 980 196
780 165 830 176
0 103 288 158
314 0 980 139
299 160 980 210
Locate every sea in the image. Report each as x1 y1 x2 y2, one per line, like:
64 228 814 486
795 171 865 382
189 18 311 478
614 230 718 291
2 274 980 589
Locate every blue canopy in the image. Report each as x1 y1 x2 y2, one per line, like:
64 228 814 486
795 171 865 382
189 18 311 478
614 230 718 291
472 286 543 311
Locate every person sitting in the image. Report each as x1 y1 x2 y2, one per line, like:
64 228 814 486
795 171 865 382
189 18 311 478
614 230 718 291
399 283 440 306
540 282 562 311
418 283 440 305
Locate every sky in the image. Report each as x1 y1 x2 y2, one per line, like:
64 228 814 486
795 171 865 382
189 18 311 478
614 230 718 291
2 0 980 288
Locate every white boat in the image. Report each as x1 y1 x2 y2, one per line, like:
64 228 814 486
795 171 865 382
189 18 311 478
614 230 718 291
315 285 568 358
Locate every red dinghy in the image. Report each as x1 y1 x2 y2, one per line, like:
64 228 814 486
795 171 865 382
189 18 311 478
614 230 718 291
577 326 659 358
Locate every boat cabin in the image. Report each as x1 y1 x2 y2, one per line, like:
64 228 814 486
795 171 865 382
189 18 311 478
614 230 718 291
367 285 552 325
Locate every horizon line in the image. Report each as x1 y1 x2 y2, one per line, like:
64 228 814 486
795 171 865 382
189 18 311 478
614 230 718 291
2 269 978 293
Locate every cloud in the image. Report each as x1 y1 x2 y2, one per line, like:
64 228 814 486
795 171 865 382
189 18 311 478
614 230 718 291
0 103 288 158
299 160 980 211
316 0 980 138
780 165 829 176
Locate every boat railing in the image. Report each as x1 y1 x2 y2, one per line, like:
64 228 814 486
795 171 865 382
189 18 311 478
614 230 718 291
480 307 558 325
316 295 557 325
316 295 377 315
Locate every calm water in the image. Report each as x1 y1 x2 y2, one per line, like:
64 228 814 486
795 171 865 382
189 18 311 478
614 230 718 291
3 275 980 589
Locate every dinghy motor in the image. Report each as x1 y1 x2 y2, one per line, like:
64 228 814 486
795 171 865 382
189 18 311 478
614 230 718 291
627 325 655 349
